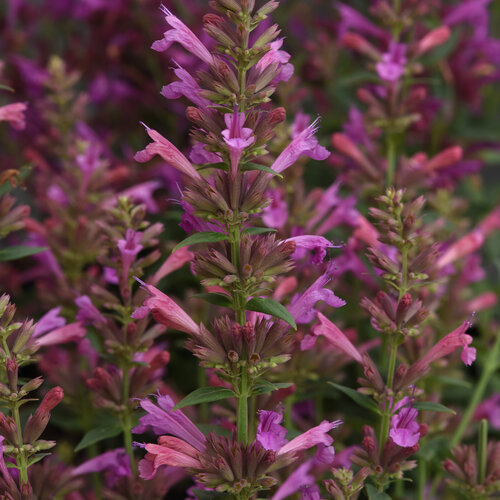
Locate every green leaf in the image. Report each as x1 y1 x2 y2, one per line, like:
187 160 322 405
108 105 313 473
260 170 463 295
172 231 228 252
435 375 472 389
0 246 47 262
191 490 228 500
252 381 293 395
413 401 456 415
245 297 297 330
27 453 52 467
366 484 392 500
0 84 14 92
193 292 232 308
173 387 236 410
241 163 283 178
242 227 277 235
74 424 122 452
327 382 380 414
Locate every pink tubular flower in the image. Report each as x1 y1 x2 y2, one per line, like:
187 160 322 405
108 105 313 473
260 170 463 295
118 229 143 277
151 247 194 285
474 394 500 429
422 146 463 174
221 110 255 174
271 118 330 174
285 235 337 265
415 26 451 56
31 308 86 348
132 281 201 336
256 410 288 451
0 102 27 130
389 398 420 447
308 312 363 363
255 38 294 83
72 449 131 487
135 125 201 180
153 6 214 66
288 271 345 324
145 436 202 469
376 42 407 83
161 63 211 110
263 188 288 229
75 295 106 325
436 230 484 270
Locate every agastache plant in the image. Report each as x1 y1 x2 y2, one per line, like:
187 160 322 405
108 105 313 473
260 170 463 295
133 1 339 498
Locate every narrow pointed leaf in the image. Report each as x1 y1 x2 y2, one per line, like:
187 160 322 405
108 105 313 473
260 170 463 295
252 381 293 395
74 424 122 452
193 293 233 308
327 381 380 414
413 401 456 415
0 246 48 262
172 232 228 252
173 387 236 410
246 297 297 330
241 163 283 178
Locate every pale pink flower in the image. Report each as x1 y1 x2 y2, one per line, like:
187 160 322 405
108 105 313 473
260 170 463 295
415 26 451 56
255 38 294 83
153 6 214 66
132 280 201 336
145 436 202 469
221 110 255 174
389 398 420 447
437 231 484 270
161 63 211 109
135 125 201 180
151 247 194 285
32 322 86 347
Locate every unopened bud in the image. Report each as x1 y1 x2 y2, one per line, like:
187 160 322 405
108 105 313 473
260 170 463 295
396 293 413 324
20 376 44 394
415 26 450 56
227 350 239 363
6 358 18 392
267 107 286 125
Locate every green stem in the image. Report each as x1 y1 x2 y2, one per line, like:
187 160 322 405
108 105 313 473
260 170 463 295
386 133 397 187
417 459 426 500
478 419 488 485
379 343 398 452
12 403 28 485
237 365 248 443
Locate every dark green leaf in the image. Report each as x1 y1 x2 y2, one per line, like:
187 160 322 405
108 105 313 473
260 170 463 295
435 375 472 389
366 484 392 500
252 381 293 395
413 402 456 415
193 292 232 308
0 246 47 262
172 231 228 252
246 297 297 330
74 424 122 452
241 163 283 178
173 387 236 410
242 227 277 235
27 453 52 467
327 382 380 414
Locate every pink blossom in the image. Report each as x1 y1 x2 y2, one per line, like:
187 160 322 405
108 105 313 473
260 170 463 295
221 110 255 174
32 322 86 347
255 38 294 83
33 307 66 337
151 247 194 285
278 420 341 456
161 63 211 109
0 102 27 130
263 188 288 229
474 394 500 429
153 6 214 66
389 398 420 447
422 146 463 174
271 118 330 174
415 27 451 56
376 42 407 83
337 4 388 40
117 229 143 277
286 235 337 264
144 436 202 471
308 312 363 363
133 280 201 336
256 409 288 451
288 270 345 324
135 125 201 180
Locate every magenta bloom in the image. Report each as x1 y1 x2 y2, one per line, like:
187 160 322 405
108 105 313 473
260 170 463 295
132 281 201 336
0 102 27 130
286 235 337 265
474 394 500 429
376 42 407 83
256 38 294 83
117 229 143 277
31 308 85 348
256 409 288 451
389 398 420 447
135 125 201 180
72 449 131 487
288 270 345 324
271 118 330 174
75 295 106 325
33 307 66 336
221 110 255 174
262 188 288 229
153 6 214 66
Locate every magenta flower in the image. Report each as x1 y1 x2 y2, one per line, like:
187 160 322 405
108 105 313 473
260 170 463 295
288 270 346 324
33 307 66 337
286 235 337 265
161 63 211 110
271 118 330 174
151 247 194 285
117 229 143 277
75 295 106 325
376 42 407 83
135 125 201 180
272 461 314 500
307 313 363 363
337 4 388 41
0 102 27 130
389 398 420 447
221 110 255 174
153 6 214 66
132 280 201 336
255 38 294 83
474 394 500 429
31 309 86 348
262 188 288 229
256 409 288 451
257 408 341 457
416 26 451 56
437 230 484 270
72 449 131 487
